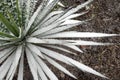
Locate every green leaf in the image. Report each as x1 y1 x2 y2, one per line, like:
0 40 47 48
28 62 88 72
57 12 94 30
0 13 19 37
6 10 18 30
0 31 15 38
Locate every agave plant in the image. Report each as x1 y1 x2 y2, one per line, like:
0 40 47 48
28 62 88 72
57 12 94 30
0 0 117 80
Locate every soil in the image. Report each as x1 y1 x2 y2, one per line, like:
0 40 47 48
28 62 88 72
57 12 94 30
24 0 120 80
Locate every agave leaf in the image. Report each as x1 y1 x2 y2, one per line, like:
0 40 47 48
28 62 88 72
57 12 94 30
0 53 14 79
44 45 75 54
40 21 85 36
58 1 65 7
33 39 68 45
38 47 72 65
57 0 93 21
27 43 44 59
0 47 14 59
17 53 24 80
34 54 59 80
6 10 19 30
39 47 107 78
37 63 48 80
63 11 88 21
35 0 59 26
37 8 76 29
26 48 39 80
44 55 77 79
28 37 106 48
31 38 109 46
66 40 111 45
63 44 83 53
0 31 14 38
32 21 62 36
43 31 117 38
25 0 45 34
25 0 31 24
28 37 82 47
0 54 11 64
8 68 16 80
27 37 47 44
40 11 64 25
47 0 56 6
60 54 108 78
38 1 90 29
0 13 19 36
47 0 64 7
6 45 23 80
38 11 64 28
28 38 83 53
61 20 82 25
0 42 16 47
0 52 12 64
0 37 13 41
28 38 65 45
37 22 62 35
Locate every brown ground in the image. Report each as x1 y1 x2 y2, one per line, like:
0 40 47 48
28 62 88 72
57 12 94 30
24 0 120 80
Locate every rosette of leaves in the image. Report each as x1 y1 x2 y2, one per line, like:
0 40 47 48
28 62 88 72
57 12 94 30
0 0 117 80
